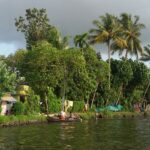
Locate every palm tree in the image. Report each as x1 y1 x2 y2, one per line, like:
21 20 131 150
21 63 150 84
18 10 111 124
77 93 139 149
140 44 150 100
112 13 145 60
74 33 89 51
140 44 150 61
89 13 124 89
59 36 70 50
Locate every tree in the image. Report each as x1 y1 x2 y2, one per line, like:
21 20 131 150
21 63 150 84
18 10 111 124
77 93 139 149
15 8 69 50
111 59 133 103
6 49 27 72
128 60 149 89
74 33 89 50
126 60 149 104
0 60 17 97
82 47 109 107
112 13 145 60
57 48 89 109
19 41 63 114
140 44 150 61
140 44 150 100
89 13 124 89
19 41 98 112
0 55 6 61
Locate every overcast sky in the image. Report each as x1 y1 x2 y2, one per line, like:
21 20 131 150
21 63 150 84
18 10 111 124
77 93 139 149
0 0 150 59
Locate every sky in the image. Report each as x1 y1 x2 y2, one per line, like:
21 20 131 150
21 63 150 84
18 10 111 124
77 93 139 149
0 0 150 60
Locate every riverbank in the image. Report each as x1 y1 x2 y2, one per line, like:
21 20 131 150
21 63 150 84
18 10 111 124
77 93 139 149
0 115 47 127
78 111 148 120
0 111 149 127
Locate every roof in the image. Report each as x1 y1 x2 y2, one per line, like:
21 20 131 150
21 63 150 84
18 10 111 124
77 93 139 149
17 85 30 96
1 94 16 102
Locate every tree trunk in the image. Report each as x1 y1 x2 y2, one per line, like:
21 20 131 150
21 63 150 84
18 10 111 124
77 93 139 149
143 81 150 100
62 66 66 111
45 93 49 116
125 50 128 59
136 53 139 61
91 83 99 108
116 84 123 105
107 41 111 90
91 92 96 109
62 95 65 111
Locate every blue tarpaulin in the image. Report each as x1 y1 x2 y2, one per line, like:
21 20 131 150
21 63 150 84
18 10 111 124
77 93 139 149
96 105 123 112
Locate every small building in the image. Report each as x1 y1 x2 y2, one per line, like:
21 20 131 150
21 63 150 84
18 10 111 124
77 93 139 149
14 84 30 102
0 93 16 115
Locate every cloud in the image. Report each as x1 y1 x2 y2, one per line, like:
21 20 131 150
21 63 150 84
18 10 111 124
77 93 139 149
0 0 150 55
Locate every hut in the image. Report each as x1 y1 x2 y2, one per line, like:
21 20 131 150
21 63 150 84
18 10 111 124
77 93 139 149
13 84 30 102
0 93 16 115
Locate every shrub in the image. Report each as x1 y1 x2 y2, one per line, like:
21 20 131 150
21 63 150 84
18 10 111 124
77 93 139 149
24 90 41 115
130 89 143 103
47 88 61 113
72 101 84 112
48 99 62 113
12 102 25 115
89 105 96 112
102 110 113 118
79 112 95 120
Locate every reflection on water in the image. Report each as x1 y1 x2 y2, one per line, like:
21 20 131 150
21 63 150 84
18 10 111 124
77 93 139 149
0 118 150 150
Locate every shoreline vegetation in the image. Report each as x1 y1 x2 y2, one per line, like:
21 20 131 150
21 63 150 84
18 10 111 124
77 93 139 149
0 111 150 127
0 115 47 127
1 8 150 128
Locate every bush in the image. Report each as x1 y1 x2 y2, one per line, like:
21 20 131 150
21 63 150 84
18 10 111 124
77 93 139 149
72 101 84 112
79 112 95 120
89 105 96 112
12 102 25 115
101 110 113 118
129 89 143 103
48 99 62 113
47 88 61 113
24 90 41 115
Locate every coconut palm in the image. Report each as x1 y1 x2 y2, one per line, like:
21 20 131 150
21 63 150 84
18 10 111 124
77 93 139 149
140 44 150 61
89 13 124 89
112 13 145 60
140 45 150 100
74 33 89 49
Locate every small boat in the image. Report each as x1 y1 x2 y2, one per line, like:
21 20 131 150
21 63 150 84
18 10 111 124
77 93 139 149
47 116 81 123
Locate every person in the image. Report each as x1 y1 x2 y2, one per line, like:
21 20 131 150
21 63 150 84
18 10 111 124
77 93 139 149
60 111 66 120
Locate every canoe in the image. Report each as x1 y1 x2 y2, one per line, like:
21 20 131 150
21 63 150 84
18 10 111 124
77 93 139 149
47 116 81 123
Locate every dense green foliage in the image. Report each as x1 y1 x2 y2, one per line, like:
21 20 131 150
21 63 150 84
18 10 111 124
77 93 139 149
24 90 41 114
47 88 61 113
15 8 69 50
0 60 17 96
1 8 150 116
12 102 25 115
11 90 41 115
112 13 145 59
72 101 85 112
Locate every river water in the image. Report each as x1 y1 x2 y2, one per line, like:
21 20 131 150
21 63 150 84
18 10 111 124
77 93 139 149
0 118 150 150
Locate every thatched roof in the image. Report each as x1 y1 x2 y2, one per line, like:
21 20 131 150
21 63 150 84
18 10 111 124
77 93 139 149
1 93 16 102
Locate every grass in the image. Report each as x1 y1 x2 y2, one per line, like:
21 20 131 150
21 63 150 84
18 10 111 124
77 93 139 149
78 112 95 120
0 115 47 126
76 110 145 120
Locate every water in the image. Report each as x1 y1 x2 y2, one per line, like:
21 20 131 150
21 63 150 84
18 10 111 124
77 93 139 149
0 118 150 150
